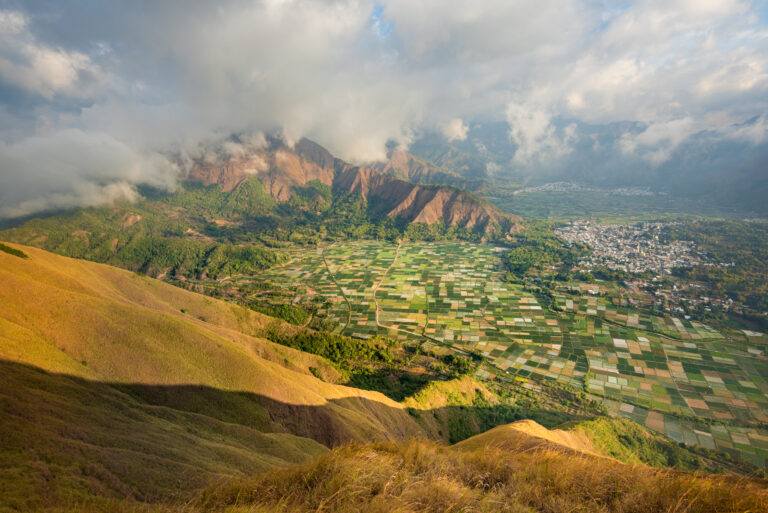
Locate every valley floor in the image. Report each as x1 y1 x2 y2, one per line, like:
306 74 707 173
216 240 768 468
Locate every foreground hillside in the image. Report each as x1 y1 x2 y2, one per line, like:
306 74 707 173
199 429 767 513
40 422 768 513
0 243 422 441
0 242 426 509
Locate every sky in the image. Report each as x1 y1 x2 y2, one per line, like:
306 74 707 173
0 0 767 217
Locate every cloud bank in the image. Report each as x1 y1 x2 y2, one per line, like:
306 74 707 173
0 0 766 216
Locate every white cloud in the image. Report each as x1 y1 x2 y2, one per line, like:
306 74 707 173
0 129 177 217
381 0 584 64
0 10 26 35
0 10 110 99
506 103 573 164
619 118 696 165
724 115 768 145
0 0 767 216
696 53 766 96
441 118 468 142
0 181 140 219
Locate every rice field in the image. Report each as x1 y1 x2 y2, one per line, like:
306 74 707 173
250 240 768 467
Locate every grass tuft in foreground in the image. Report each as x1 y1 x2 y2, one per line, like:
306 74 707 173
197 439 768 513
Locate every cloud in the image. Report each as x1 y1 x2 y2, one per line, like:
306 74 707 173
441 118 468 142
0 10 26 34
380 0 585 64
619 118 696 165
0 181 140 219
0 0 766 217
0 129 177 217
724 115 768 145
506 103 573 164
0 10 110 100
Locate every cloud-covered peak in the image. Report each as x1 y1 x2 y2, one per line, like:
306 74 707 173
0 0 766 217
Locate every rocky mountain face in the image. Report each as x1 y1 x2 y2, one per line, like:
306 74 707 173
333 165 510 230
186 139 336 201
185 138 519 232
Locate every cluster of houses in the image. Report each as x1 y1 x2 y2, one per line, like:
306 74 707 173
555 221 706 274
516 182 658 196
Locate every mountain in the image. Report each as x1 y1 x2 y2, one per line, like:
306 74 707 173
333 166 510 230
187 138 336 201
0 138 523 285
407 125 768 217
409 130 503 181
368 147 484 191
186 137 519 233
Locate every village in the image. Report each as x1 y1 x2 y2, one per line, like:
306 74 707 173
516 182 659 196
554 221 709 275
553 221 767 325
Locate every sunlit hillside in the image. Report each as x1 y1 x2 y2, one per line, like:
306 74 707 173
0 242 425 509
59 422 768 513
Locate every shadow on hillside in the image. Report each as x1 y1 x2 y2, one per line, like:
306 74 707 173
7 358 761 511
2 359 591 450
344 369 436 402
6 360 767 513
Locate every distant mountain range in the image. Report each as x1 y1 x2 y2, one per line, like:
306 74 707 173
0 137 521 281
405 124 768 216
186 137 517 232
368 147 484 191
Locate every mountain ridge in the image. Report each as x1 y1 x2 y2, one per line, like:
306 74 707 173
185 137 519 232
0 242 425 446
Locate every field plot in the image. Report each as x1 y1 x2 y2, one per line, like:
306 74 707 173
603 399 768 468
554 294 722 340
249 240 768 466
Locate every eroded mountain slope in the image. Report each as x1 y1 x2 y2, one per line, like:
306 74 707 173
185 137 519 231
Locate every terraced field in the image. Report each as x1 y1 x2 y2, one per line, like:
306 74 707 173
248 240 768 467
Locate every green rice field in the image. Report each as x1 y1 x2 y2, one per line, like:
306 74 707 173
246 240 768 466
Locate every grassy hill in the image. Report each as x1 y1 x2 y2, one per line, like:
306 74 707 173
0 242 427 510
186 423 768 512
0 201 286 280
13 418 767 513
0 360 327 510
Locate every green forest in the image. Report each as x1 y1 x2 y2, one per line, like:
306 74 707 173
664 220 768 311
502 222 589 278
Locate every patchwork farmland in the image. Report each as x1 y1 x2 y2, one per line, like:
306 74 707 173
249 240 768 467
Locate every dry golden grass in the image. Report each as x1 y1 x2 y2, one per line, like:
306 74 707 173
196 438 768 513
29 436 768 513
456 419 599 456
0 360 327 511
0 242 426 510
0 242 424 443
